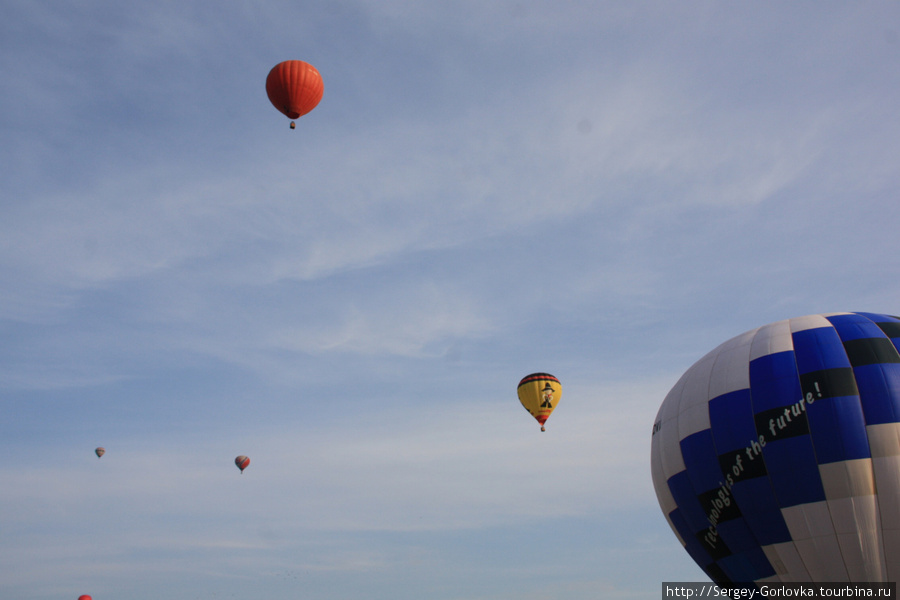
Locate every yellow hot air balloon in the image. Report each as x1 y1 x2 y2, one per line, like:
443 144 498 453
517 373 561 431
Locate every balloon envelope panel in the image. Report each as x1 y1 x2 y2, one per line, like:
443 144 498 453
650 312 900 584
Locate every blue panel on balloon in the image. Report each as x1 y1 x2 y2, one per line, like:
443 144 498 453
855 313 900 355
682 429 727 492
666 508 691 548
806 395 870 463
858 313 900 340
844 338 900 367
731 478 792 546
731 477 777 515
856 363 900 425
668 470 709 532
827 314 889 342
717 546 775 583
717 517 759 553
743 507 793 546
697 528 732 562
684 535 718 572
762 436 825 507
704 563 731 585
857 312 900 324
710 389 756 454
669 509 713 567
749 351 802 412
792 327 851 374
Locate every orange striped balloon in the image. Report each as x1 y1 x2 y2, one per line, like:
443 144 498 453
265 60 323 126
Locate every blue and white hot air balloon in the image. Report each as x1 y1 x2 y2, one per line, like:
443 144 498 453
651 312 900 584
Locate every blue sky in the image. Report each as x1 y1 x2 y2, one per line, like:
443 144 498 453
2 2 899 598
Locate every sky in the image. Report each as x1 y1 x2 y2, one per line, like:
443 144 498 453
2 2 899 599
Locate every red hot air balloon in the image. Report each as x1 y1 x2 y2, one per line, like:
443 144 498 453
78 595 92 600
235 455 250 474
265 60 323 129
95 447 105 458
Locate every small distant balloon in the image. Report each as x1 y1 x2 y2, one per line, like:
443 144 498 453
265 60 324 129
235 455 250 474
95 447 105 459
517 373 561 431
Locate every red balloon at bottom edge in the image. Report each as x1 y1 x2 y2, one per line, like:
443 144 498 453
78 595 92 600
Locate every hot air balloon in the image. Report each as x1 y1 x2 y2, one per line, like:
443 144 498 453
235 455 250 474
651 312 900 585
78 595 92 600
517 373 561 431
265 60 323 129
95 447 105 458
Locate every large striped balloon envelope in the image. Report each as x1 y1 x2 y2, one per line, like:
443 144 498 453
651 312 900 584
